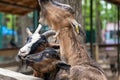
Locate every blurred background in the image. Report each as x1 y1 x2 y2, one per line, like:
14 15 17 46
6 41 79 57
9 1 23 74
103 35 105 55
0 0 119 80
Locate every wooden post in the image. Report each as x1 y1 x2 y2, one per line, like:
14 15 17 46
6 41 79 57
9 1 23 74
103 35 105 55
95 44 99 61
0 13 3 48
0 68 42 80
90 0 94 58
117 6 120 78
33 9 39 32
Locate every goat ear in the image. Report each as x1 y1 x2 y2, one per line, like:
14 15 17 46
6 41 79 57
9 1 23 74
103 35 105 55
70 19 85 36
70 19 81 34
56 62 71 70
35 24 42 33
26 28 32 36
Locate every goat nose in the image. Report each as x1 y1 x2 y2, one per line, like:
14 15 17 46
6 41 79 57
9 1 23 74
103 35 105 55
17 55 22 60
17 55 24 61
20 50 26 54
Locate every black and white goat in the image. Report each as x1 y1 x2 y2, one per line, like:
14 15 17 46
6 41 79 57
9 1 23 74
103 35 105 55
18 24 58 59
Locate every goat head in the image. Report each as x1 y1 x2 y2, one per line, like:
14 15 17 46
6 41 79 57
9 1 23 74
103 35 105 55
25 48 70 72
17 24 56 60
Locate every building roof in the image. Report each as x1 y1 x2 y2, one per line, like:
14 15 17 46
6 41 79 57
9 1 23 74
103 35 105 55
0 0 119 15
0 0 39 15
105 0 120 6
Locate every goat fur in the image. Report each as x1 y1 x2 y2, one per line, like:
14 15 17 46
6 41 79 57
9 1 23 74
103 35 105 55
25 48 70 80
38 0 108 80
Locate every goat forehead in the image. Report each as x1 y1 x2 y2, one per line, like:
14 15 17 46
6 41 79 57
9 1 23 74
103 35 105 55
21 34 41 48
32 33 40 39
26 34 40 43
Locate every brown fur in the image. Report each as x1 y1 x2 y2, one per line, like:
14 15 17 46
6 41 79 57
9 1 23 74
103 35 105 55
34 42 59 53
38 0 108 80
26 48 70 80
27 40 65 80
32 59 69 80
31 59 59 78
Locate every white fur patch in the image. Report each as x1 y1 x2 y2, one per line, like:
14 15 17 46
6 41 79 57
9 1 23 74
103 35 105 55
18 24 43 57
18 33 41 57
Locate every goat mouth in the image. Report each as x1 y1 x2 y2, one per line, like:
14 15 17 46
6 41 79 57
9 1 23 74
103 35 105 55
17 55 30 67
17 55 27 61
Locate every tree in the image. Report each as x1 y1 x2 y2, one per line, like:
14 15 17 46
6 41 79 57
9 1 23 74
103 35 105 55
95 0 102 44
56 0 83 26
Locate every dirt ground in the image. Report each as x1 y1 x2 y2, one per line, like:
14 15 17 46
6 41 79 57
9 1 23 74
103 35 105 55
105 70 119 80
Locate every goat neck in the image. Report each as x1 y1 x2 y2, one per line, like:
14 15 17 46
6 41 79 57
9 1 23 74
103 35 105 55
33 68 59 80
58 27 91 66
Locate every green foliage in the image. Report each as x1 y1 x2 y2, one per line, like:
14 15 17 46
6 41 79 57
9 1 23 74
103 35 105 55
82 0 118 43
82 0 117 30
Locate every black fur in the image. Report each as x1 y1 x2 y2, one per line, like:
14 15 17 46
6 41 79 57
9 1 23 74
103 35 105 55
29 35 48 55
27 48 60 62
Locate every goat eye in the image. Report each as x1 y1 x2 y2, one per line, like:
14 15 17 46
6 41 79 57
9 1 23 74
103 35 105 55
45 53 49 57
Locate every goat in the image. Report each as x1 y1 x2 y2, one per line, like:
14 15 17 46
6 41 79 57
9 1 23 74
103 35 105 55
18 24 58 59
24 48 70 80
38 0 108 80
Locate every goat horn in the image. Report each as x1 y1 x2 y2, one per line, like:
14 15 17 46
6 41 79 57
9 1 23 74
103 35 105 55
38 0 40 5
26 28 32 36
42 30 56 38
53 1 74 14
35 24 42 33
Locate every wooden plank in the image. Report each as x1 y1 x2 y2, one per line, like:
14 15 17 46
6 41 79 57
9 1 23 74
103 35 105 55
105 0 120 6
0 48 20 68
0 48 19 56
0 61 19 68
0 68 42 80
86 44 119 48
0 0 38 15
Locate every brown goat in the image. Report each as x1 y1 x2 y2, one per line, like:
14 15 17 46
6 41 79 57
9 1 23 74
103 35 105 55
25 48 70 80
38 0 108 80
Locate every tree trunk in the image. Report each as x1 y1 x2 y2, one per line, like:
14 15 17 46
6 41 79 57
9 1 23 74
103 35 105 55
56 0 83 26
17 15 33 45
95 0 102 44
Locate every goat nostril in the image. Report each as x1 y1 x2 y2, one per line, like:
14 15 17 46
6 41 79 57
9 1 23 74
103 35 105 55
18 55 22 59
17 55 25 60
